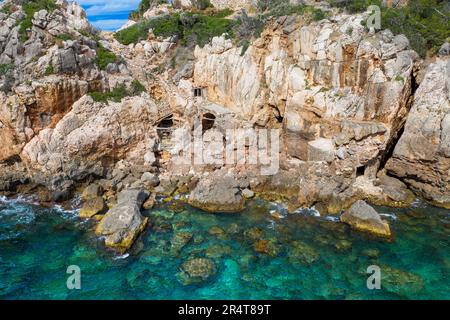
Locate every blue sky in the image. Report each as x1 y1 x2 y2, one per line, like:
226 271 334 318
78 0 141 31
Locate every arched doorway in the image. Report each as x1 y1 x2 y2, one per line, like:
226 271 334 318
202 112 216 132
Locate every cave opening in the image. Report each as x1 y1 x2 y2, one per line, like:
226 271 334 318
156 115 174 140
202 113 216 132
356 165 366 177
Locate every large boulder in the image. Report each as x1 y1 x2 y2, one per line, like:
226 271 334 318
188 174 245 212
340 200 391 238
95 188 149 252
79 196 107 218
386 58 450 208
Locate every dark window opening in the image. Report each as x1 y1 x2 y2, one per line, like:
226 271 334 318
356 166 365 177
193 88 203 97
202 113 216 132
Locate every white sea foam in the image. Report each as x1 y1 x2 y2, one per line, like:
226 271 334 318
411 198 428 208
293 206 321 217
324 215 340 222
0 194 39 205
114 253 130 260
379 213 398 220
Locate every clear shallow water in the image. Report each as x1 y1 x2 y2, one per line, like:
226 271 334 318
0 195 449 300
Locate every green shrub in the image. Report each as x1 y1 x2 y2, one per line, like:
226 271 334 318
44 64 54 75
1 2 14 14
129 0 168 20
95 43 118 70
0 64 13 76
182 13 235 47
19 0 58 42
329 0 382 13
239 39 251 56
130 79 146 95
55 33 75 41
381 1 449 57
115 14 183 45
115 12 234 48
1 73 15 93
88 81 145 103
211 8 234 18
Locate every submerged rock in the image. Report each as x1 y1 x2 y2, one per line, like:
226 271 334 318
287 240 320 265
178 258 216 285
334 239 352 251
205 243 232 259
208 226 226 238
380 264 424 297
95 189 149 252
253 239 281 257
170 231 193 255
244 227 264 240
361 248 380 259
340 200 391 238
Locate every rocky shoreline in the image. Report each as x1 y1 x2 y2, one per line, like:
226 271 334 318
0 0 449 252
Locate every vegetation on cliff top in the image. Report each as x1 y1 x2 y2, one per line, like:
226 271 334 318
115 10 236 47
95 43 119 70
330 0 450 57
18 0 58 42
115 1 327 48
119 0 448 57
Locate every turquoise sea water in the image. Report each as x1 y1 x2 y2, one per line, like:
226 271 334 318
0 195 449 300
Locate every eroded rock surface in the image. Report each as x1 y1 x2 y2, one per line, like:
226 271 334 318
387 58 450 208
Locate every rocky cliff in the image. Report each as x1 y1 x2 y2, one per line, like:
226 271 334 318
0 0 449 250
387 58 450 208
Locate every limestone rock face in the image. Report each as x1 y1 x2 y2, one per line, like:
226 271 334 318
307 138 335 162
0 0 105 163
21 95 160 185
188 173 245 212
386 58 450 208
95 189 149 251
178 258 216 285
193 14 418 176
340 200 391 237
